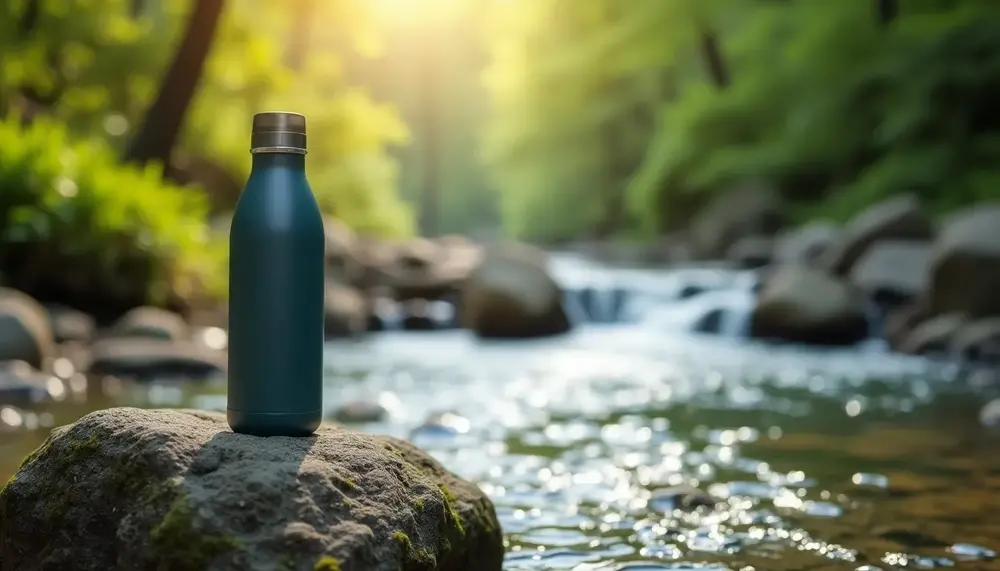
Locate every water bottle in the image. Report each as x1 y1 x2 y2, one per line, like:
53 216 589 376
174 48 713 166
227 111 325 437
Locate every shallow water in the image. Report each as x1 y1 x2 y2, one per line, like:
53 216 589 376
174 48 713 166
3 258 1000 570
4 327 999 570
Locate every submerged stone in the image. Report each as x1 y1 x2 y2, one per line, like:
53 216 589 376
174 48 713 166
0 407 504 571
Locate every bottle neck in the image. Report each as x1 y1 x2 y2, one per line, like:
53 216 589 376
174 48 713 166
251 152 306 171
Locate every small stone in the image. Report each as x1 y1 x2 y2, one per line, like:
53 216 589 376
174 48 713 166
329 400 387 424
979 398 1000 428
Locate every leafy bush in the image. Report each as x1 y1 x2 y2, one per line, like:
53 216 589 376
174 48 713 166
0 116 224 320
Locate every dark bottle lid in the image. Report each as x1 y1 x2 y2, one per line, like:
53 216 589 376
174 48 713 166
250 111 307 154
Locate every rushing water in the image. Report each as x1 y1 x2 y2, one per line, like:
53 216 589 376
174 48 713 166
2 259 1000 570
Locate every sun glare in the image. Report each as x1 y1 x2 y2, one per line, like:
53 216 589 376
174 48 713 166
372 0 461 26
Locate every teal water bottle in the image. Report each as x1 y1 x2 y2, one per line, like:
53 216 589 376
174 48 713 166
227 111 325 437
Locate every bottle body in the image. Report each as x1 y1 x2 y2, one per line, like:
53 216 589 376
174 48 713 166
227 152 325 436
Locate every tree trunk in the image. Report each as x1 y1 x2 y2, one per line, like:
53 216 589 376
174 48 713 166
124 0 226 166
698 29 730 89
875 0 899 27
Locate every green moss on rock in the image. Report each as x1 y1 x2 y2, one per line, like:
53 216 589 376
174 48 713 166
150 492 238 569
313 555 342 570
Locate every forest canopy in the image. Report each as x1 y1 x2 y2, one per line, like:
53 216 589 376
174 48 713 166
480 0 1000 242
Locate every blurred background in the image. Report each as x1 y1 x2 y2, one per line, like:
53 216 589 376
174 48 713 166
3 1 1000 568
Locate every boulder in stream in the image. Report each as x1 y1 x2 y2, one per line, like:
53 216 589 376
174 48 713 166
750 265 869 346
0 407 504 571
0 288 55 370
927 204 1000 318
458 243 571 338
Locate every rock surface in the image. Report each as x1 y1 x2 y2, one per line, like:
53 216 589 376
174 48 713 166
750 265 869 346
927 203 1000 318
0 407 504 571
0 287 55 370
820 193 935 277
459 243 570 338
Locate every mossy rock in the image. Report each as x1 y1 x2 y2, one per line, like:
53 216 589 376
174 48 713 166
0 408 504 570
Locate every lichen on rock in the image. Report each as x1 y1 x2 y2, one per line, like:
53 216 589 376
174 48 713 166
0 407 504 570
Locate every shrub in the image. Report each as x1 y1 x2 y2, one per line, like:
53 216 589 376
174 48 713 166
0 116 225 322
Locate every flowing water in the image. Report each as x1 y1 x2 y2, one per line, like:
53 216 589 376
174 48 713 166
2 257 999 570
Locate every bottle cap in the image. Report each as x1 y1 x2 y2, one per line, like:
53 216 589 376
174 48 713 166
250 111 307 154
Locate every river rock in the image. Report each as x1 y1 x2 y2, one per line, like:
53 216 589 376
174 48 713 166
324 281 367 338
896 312 967 356
86 337 226 381
820 194 934 277
927 204 1000 318
688 181 785 259
44 303 96 344
0 407 503 571
459 243 571 338
112 306 189 341
725 235 773 269
773 220 841 266
0 288 55 370
849 240 932 308
324 218 365 285
950 318 1000 362
0 360 63 407
750 265 868 346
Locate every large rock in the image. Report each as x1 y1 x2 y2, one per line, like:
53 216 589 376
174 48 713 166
459 243 571 338
0 288 55 370
112 306 189 342
688 181 785 260
927 204 1000 318
820 194 934 277
86 338 226 381
750 265 869 346
725 236 773 269
324 218 365 285
773 221 841 266
44 303 96 344
324 281 367 338
0 408 503 571
849 240 932 308
950 318 1000 362
895 312 967 356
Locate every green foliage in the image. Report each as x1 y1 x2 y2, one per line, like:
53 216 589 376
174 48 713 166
1 0 415 238
0 115 223 307
483 0 1000 240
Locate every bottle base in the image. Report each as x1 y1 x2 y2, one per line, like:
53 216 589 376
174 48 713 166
227 409 321 437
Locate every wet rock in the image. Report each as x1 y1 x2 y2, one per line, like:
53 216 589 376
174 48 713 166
323 218 364 285
820 193 934 277
927 203 1000 318
0 407 503 571
950 318 1000 362
884 302 929 349
850 240 931 309
386 239 469 302
459 243 571 339
979 398 1000 429
111 306 189 341
330 400 388 424
750 265 868 346
688 181 785 259
0 360 64 407
725 235 773 269
324 282 366 339
0 288 55 370
896 313 967 356
44 303 96 344
401 299 436 331
773 220 841 265
648 485 717 511
86 338 226 381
